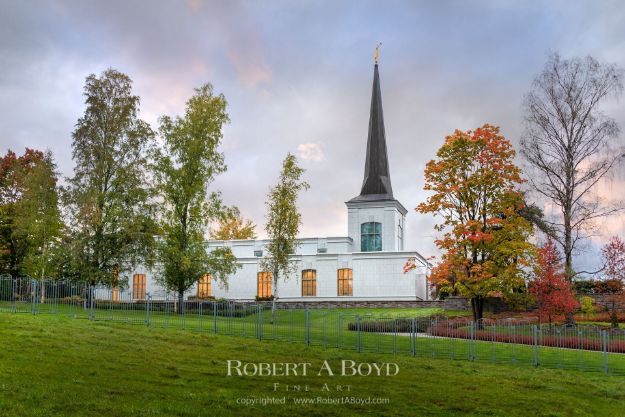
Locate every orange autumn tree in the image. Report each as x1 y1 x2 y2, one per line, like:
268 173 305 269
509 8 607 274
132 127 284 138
417 125 535 322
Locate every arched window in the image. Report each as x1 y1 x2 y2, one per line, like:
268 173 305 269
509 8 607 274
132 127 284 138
198 274 212 298
302 270 317 296
132 273 146 300
337 268 353 296
257 272 272 298
361 222 382 252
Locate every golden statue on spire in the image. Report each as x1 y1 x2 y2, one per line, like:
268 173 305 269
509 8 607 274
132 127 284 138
375 42 382 64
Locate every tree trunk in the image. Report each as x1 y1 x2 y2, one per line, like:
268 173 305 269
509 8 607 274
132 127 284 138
39 267 45 304
563 207 576 326
611 298 618 329
471 296 484 329
177 290 184 315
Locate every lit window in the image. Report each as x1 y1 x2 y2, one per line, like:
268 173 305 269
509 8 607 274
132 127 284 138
132 274 146 300
361 222 382 252
257 272 272 298
302 269 317 297
198 274 212 298
337 268 353 296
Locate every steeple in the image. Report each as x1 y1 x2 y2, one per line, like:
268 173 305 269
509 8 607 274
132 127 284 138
350 59 394 202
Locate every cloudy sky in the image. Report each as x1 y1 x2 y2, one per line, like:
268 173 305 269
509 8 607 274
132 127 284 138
2 0 625 272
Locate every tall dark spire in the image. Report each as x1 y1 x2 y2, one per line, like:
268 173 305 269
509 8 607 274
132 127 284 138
350 62 394 202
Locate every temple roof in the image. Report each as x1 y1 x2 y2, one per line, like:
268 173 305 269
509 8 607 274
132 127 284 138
349 63 395 203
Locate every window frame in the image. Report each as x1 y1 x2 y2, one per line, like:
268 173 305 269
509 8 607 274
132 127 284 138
301 269 317 297
257 272 272 299
361 222 382 252
132 273 146 300
337 268 353 296
198 274 212 299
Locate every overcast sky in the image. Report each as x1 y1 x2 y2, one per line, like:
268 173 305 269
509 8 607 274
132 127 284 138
1 0 625 273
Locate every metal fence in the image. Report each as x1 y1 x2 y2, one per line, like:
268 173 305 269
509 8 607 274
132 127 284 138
2 276 625 375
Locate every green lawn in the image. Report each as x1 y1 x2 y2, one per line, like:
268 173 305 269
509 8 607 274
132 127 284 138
3 302 625 374
1 314 625 417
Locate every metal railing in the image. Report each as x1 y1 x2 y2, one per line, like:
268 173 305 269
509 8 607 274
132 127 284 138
1 276 624 375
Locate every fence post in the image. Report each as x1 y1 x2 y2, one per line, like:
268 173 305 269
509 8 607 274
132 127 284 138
31 279 37 315
410 318 416 357
356 315 361 353
145 293 151 327
213 302 218 334
470 322 475 361
603 330 608 374
12 278 16 313
89 285 94 321
532 325 539 367
258 304 263 340
198 301 202 332
305 309 310 346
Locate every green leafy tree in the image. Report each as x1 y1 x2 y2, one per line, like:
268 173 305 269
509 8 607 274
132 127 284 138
1 149 49 276
13 150 63 280
153 84 239 311
66 69 157 285
261 153 309 319
209 206 257 240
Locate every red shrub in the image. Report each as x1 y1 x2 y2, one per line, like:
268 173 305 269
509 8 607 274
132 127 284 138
429 322 625 353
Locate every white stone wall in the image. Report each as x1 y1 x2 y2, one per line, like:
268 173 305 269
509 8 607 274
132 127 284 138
122 248 427 302
210 250 427 301
120 207 430 302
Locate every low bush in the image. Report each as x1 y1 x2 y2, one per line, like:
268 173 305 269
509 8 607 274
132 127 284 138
430 324 625 353
347 317 437 333
575 311 625 324
61 295 85 303
579 296 596 316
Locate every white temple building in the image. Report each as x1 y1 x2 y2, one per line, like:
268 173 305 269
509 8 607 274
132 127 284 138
129 61 430 303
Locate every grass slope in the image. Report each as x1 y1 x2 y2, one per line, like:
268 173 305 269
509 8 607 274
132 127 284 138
1 314 624 417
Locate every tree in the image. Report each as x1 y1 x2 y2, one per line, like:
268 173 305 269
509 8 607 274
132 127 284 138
529 238 579 328
417 125 535 322
153 84 239 311
0 148 59 277
601 236 625 328
13 150 63 280
521 54 624 279
66 68 157 285
209 206 256 240
261 153 309 320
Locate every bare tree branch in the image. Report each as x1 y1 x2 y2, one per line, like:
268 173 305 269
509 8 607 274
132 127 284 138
521 53 624 279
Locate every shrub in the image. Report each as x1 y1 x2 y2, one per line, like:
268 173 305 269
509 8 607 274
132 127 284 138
573 279 599 294
61 295 85 303
575 311 625 324
580 296 596 316
430 323 625 353
347 317 439 333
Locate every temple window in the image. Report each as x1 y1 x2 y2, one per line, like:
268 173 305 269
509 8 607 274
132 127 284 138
361 222 382 251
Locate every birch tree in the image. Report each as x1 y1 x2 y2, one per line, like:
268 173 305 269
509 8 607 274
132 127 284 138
261 153 309 319
66 69 157 285
521 54 624 279
153 84 239 311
